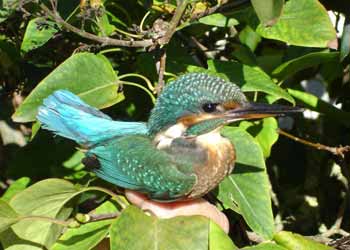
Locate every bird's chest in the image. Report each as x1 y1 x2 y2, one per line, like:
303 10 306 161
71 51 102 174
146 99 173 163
188 131 235 199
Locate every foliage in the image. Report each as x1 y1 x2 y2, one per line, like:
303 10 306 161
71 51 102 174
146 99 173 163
0 0 349 249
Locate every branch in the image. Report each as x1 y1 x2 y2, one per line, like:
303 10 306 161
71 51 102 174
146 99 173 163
40 3 154 48
277 129 350 158
75 212 120 223
156 49 167 94
158 0 189 45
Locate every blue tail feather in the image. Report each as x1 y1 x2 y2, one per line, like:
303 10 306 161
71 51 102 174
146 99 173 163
37 90 148 146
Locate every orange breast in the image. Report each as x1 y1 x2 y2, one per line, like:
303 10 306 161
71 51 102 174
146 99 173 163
188 131 235 199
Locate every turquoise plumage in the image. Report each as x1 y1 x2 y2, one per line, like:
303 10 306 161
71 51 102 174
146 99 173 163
37 73 301 201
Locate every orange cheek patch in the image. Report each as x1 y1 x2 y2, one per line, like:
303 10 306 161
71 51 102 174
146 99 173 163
178 114 217 126
223 102 241 110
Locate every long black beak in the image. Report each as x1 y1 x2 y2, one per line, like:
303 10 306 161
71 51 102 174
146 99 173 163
224 103 303 122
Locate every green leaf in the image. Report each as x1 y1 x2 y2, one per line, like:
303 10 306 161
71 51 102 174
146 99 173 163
0 179 120 250
0 0 18 23
272 51 339 80
199 13 239 27
239 25 262 52
1 177 30 202
110 205 235 250
256 0 337 48
0 179 80 250
251 0 284 26
287 88 350 127
274 231 334 250
242 242 288 250
0 199 19 234
209 221 238 250
51 201 118 250
12 52 124 123
21 18 59 53
218 127 275 240
240 117 279 158
208 60 295 104
340 24 350 61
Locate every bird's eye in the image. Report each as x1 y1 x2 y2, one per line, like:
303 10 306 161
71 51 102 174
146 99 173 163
202 103 218 113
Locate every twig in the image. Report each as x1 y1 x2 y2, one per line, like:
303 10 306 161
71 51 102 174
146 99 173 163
277 129 350 158
158 0 189 45
190 0 250 21
39 3 154 48
76 212 121 223
156 49 167 94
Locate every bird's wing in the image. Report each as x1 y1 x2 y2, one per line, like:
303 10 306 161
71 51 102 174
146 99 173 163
88 135 197 201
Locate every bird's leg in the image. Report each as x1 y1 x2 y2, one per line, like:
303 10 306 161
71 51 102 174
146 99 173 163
125 190 229 233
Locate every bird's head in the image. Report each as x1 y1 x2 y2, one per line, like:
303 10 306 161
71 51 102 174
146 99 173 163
148 73 300 138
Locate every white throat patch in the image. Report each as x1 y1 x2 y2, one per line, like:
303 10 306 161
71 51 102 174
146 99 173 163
154 123 187 149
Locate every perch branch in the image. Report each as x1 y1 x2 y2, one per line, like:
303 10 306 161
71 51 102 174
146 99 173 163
158 0 189 45
277 129 350 158
156 49 167 94
39 3 154 48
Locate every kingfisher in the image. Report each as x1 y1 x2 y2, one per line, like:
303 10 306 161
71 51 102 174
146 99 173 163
37 73 300 201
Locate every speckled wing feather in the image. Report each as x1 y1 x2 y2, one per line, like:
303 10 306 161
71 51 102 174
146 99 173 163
89 135 197 201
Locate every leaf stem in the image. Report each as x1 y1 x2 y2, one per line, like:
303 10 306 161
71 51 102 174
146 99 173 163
119 80 156 103
140 11 151 33
118 73 155 91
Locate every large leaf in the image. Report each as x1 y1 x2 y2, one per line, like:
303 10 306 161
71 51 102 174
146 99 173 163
240 117 279 158
208 60 295 104
287 88 350 127
251 0 284 26
0 200 20 234
256 0 337 48
274 231 334 250
272 51 339 80
12 53 124 123
21 18 59 53
0 179 80 250
242 242 288 250
218 127 275 240
51 201 118 250
0 179 121 250
110 205 236 250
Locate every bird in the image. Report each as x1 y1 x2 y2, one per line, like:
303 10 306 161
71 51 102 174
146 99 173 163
37 72 301 201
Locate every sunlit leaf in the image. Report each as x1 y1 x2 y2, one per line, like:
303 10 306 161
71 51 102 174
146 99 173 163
21 18 59 53
51 201 119 250
199 13 239 27
218 127 275 240
110 205 235 250
240 117 279 158
242 242 288 250
0 199 19 234
287 88 350 126
1 177 30 202
239 25 262 52
12 53 124 123
257 0 337 48
274 231 333 250
272 51 339 80
251 0 284 26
